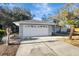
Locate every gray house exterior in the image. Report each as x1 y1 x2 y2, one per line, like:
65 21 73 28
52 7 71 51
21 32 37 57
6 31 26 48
14 20 59 39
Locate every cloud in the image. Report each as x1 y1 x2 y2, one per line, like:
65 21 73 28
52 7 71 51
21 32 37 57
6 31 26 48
32 3 53 18
0 3 16 9
0 3 17 9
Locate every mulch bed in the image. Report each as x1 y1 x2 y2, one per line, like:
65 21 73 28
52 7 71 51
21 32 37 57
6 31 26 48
0 44 7 55
0 42 20 56
2 44 19 56
0 34 21 56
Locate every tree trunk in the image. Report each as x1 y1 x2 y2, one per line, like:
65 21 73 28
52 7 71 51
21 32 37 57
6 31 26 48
6 34 9 45
69 25 74 39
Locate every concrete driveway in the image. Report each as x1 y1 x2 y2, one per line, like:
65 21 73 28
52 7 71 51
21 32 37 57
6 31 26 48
20 36 68 44
16 36 79 56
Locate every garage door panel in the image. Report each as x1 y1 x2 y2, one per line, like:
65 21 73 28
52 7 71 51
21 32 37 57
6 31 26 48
23 25 49 37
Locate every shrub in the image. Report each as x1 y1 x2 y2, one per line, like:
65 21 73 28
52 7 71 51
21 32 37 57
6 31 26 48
0 29 5 41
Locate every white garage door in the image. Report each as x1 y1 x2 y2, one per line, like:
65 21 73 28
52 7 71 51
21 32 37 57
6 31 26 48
23 25 49 37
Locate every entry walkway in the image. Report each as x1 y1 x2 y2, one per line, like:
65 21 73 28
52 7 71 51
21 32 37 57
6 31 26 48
16 37 79 56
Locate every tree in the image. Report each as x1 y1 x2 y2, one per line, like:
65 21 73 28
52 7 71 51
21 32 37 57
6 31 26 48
57 4 78 39
0 4 33 44
0 5 33 27
12 7 32 21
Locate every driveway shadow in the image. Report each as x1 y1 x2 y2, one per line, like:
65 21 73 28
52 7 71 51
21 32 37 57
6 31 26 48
21 37 38 41
20 37 59 44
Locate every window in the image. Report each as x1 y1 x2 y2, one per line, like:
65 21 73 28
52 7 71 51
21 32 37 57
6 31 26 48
33 25 36 27
37 25 40 28
28 25 30 27
24 25 48 28
40 26 43 27
42 26 45 28
31 25 33 27
37 25 47 28
25 25 27 27
29 25 36 28
45 25 47 28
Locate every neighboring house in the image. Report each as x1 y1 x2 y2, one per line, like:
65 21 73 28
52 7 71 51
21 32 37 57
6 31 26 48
48 15 68 33
13 20 58 39
48 15 61 33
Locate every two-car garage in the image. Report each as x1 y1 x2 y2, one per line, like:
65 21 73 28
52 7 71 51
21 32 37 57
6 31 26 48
14 20 57 39
23 25 49 37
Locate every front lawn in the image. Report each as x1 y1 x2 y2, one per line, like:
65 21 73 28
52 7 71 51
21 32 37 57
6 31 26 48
63 36 79 47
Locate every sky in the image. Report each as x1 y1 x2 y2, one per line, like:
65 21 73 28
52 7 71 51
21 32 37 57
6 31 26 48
0 3 65 20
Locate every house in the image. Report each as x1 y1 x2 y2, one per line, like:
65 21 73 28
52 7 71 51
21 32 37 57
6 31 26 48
48 15 61 33
13 20 58 39
48 15 68 33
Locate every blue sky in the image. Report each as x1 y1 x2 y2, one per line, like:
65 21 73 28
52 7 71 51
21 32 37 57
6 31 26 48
0 3 65 20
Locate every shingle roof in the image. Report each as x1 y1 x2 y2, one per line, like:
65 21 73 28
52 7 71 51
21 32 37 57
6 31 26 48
13 20 57 26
